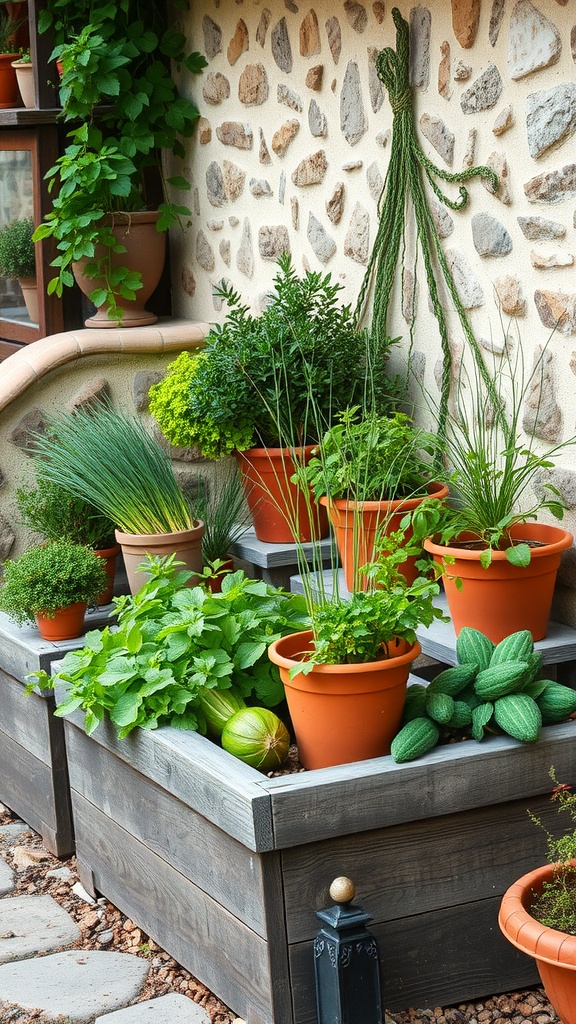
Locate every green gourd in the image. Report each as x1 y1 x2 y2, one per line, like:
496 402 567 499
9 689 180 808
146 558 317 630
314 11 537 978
455 627 494 673
489 630 534 668
198 687 247 737
493 693 542 743
221 707 290 771
426 663 476 696
536 683 576 725
390 717 440 763
474 662 530 700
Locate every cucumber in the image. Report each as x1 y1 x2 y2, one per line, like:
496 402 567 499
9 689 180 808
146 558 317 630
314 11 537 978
198 686 247 737
536 683 576 725
447 701 473 729
456 628 494 673
471 702 494 741
427 664 477 696
402 684 428 723
475 661 530 700
425 691 455 725
493 693 542 743
489 630 534 668
390 717 440 763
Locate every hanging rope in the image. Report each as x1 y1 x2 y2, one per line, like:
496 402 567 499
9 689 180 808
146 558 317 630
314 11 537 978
355 8 509 445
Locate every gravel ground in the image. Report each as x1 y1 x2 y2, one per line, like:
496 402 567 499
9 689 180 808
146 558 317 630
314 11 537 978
0 801 560 1024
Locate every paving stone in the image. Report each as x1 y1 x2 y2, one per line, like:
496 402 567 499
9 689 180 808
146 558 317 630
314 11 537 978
522 346 562 443
70 376 111 411
531 249 574 269
291 150 328 186
9 406 47 451
445 249 484 308
206 162 225 208
219 239 231 267
133 371 163 412
451 0 480 48
534 289 576 334
0 949 149 1023
96 993 210 1023
272 118 300 156
372 1 386 23
326 16 341 64
215 122 253 150
197 118 211 145
0 856 14 896
259 128 272 164
460 64 502 113
271 17 292 72
236 219 254 278
526 83 576 160
453 60 472 80
409 6 431 88
494 275 526 316
277 83 303 111
238 64 268 106
278 170 286 204
0 517 16 560
326 182 345 224
291 196 299 229
0 895 80 964
493 104 514 136
305 64 323 90
258 226 290 260
344 202 370 264
256 9 271 47
517 215 566 240
508 0 561 81
483 151 512 205
0 822 30 842
222 161 246 202
249 178 273 197
462 128 477 168
438 40 451 99
202 72 230 106
340 60 367 145
430 199 454 238
195 230 215 272
366 161 383 203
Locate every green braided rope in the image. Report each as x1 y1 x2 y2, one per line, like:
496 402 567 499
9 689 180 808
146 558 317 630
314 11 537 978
355 8 509 445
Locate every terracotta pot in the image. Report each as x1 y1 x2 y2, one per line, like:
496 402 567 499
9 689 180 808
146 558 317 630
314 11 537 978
72 211 166 328
115 522 204 595
12 60 34 107
268 629 420 770
234 446 329 545
35 602 87 641
499 863 576 1024
204 558 234 594
424 521 573 643
94 544 121 605
18 276 38 323
0 53 21 108
321 481 449 593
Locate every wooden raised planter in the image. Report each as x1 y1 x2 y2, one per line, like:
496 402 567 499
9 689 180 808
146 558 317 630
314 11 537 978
60 701 576 1023
0 606 115 856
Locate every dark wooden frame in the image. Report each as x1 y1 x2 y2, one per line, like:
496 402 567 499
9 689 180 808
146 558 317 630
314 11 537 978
60 705 576 1023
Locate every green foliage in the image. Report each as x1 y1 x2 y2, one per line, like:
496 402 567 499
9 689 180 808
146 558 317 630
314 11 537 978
0 218 35 279
190 464 251 565
412 327 576 567
0 7 26 52
34 0 207 323
391 628 576 762
29 403 195 535
26 555 310 737
16 475 115 549
302 407 442 502
528 770 576 934
301 530 444 667
149 254 400 458
0 541 108 625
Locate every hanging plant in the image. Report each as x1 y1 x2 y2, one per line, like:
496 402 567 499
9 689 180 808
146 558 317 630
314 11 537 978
355 8 505 447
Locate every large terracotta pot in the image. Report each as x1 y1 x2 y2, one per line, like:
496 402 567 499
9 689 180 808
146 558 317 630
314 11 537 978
0 53 20 107
115 522 204 595
268 629 420 770
321 481 449 593
35 602 87 641
424 521 573 643
94 544 121 605
499 863 576 1024
72 211 166 328
234 446 329 545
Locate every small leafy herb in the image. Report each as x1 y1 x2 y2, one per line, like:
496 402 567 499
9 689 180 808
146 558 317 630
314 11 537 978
0 541 109 624
16 476 115 550
27 556 309 737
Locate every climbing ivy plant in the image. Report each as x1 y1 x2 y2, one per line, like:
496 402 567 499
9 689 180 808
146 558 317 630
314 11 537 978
355 8 506 446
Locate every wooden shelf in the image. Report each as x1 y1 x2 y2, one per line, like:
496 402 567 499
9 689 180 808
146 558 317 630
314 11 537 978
0 107 60 126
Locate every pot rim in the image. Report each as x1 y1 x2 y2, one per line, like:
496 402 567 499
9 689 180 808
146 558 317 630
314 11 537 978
115 521 203 545
319 480 449 514
424 522 573 561
235 444 318 459
268 628 420 675
499 861 576 969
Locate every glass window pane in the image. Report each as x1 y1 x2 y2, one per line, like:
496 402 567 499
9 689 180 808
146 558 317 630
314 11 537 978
0 149 35 324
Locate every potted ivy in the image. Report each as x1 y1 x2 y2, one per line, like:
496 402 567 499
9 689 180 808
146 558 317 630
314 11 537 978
29 403 204 595
34 1 207 327
149 254 400 543
414 333 575 643
11 48 33 107
0 216 37 322
15 474 120 605
499 772 576 1024
0 539 109 640
301 407 448 591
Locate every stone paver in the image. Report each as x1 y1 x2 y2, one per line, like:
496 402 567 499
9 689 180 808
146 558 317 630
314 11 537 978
96 993 211 1022
0 855 14 896
0 821 31 841
0 949 150 1023
0 894 81 963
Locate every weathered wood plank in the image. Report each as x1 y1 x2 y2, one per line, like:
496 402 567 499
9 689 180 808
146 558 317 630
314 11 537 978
0 669 54 764
280 793 560 943
262 721 576 847
0 608 115 683
0 729 73 855
65 723 273 936
71 792 293 1024
289 896 540 1020
63 714 273 851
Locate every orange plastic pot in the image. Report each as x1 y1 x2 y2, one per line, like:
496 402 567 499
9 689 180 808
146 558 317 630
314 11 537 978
499 863 576 1024
268 629 420 770
94 544 121 605
115 522 204 595
235 446 329 544
204 558 234 593
35 602 87 641
424 521 573 643
321 481 449 592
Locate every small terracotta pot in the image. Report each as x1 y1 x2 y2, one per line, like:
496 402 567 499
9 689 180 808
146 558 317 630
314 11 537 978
94 544 121 605
424 521 573 643
72 211 166 328
321 481 449 593
18 276 38 323
268 629 419 770
0 53 21 108
235 446 329 545
204 558 234 594
35 602 87 641
499 862 576 1024
115 522 204 595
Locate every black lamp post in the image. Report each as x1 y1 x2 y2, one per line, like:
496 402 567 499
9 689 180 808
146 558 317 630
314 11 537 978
314 876 383 1024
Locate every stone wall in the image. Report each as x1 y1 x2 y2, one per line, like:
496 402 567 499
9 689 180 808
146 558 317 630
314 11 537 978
168 0 576 620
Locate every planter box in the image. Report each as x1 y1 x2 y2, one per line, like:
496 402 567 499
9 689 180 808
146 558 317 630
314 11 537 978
61 701 576 1022
0 607 113 856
